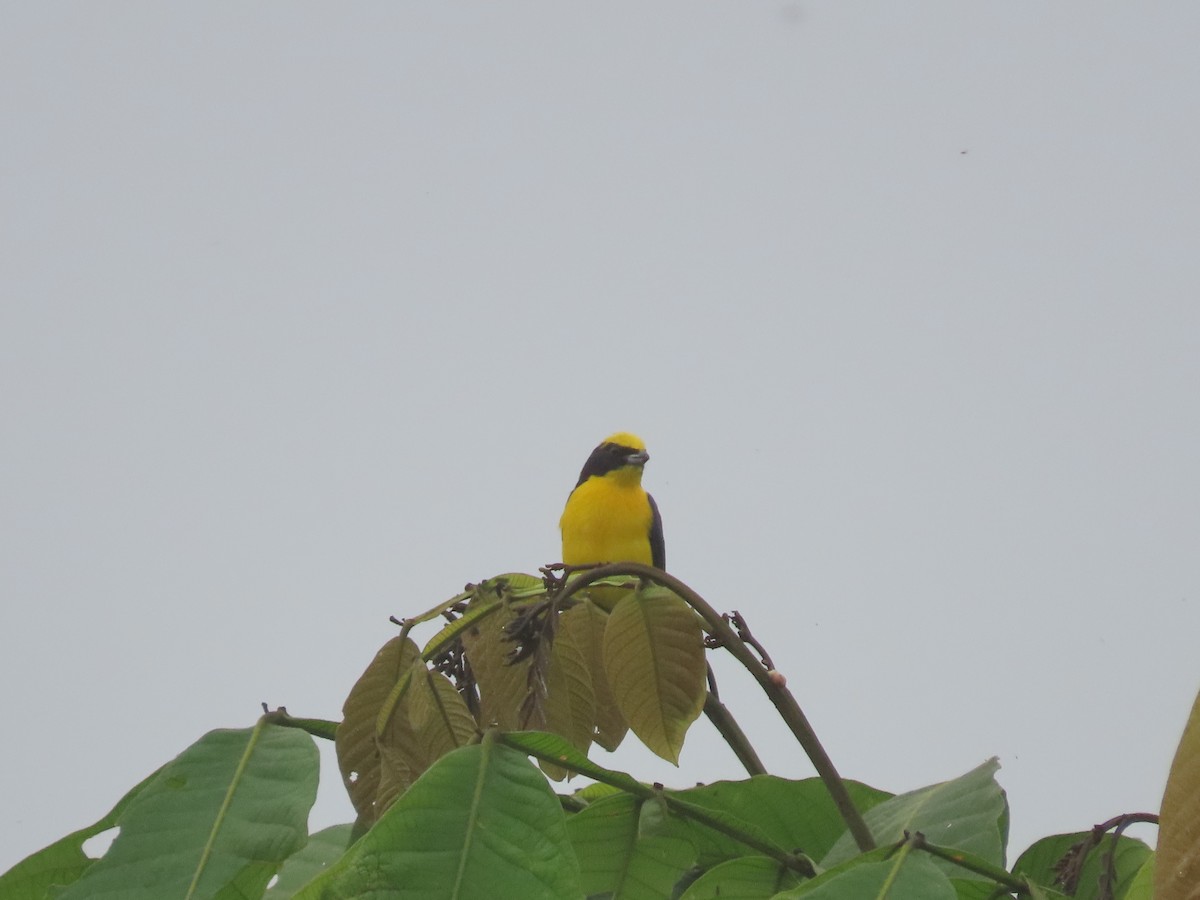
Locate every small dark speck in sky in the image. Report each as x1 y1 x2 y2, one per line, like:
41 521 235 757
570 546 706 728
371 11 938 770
778 3 803 25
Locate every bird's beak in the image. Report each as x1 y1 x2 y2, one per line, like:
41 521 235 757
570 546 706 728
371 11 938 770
625 450 650 466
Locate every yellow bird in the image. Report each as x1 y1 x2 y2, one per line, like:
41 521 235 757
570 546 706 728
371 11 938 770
560 432 665 570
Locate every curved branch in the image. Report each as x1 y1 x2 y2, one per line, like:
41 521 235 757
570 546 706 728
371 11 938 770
555 562 875 852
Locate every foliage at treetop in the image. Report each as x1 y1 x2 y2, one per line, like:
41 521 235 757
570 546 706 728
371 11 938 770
3 563 1195 899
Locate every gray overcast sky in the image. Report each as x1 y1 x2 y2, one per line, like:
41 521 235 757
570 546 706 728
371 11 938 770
2 2 1197 874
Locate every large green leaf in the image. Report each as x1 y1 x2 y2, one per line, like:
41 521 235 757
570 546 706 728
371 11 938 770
603 584 706 764
0 766 163 898
654 776 891 869
1013 831 1153 899
295 737 582 899
1156 686 1200 900
336 635 420 823
678 855 803 899
822 759 1006 877
781 846 956 899
639 792 804 881
566 793 696 899
502 731 806 878
560 599 628 751
56 723 317 900
266 824 353 897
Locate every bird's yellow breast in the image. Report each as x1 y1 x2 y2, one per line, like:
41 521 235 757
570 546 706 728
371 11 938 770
560 472 655 567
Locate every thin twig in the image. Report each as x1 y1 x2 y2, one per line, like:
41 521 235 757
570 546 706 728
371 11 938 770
1054 812 1160 893
729 611 776 671
498 731 815 878
704 692 767 775
908 832 1031 895
259 705 339 741
1101 813 1159 900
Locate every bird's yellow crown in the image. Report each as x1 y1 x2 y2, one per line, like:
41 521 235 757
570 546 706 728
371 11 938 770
602 431 645 451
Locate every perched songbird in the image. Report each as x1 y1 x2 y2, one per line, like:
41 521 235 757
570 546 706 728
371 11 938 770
560 432 665 570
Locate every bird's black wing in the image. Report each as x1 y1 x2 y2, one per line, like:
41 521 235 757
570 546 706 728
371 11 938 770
647 492 665 570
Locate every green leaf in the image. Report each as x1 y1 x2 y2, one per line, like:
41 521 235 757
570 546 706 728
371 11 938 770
1013 832 1152 899
911 844 1026 895
295 737 583 899
1011 832 1078 888
652 776 891 869
501 732 807 878
336 635 420 824
408 665 477 761
56 723 318 900
949 878 1026 900
0 766 163 898
479 572 548 598
461 600 528 731
822 759 1007 877
640 790 802 879
375 661 426 809
1156 686 1200 900
567 793 696 899
418 592 505 660
678 855 802 899
1023 882 1068 900
403 573 541 632
572 575 641 612
504 730 646 793
560 599 628 751
543 617 596 762
603 584 706 764
569 781 625 805
461 589 597 780
781 846 956 899
1124 855 1154 900
265 824 353 897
